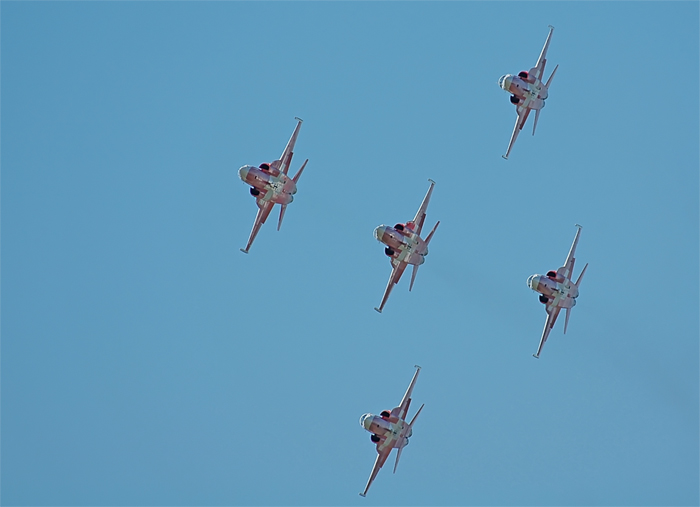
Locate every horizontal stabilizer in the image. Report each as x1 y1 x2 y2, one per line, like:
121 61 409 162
409 265 419 292
532 108 541 136
393 445 404 474
425 221 440 245
277 204 287 231
292 159 308 183
575 263 588 288
545 64 559 89
408 403 424 428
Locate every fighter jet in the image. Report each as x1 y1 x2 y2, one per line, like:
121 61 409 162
498 25 558 159
527 225 588 358
373 180 439 313
358 365 424 497
237 118 308 253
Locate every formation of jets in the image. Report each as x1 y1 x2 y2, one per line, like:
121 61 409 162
235 27 588 496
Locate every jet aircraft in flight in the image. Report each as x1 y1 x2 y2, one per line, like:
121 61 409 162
498 25 558 159
527 224 588 358
238 118 308 253
373 180 439 313
358 365 424 497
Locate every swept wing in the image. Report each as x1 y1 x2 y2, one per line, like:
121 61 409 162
359 447 392 497
503 106 531 160
374 259 408 313
390 365 421 421
270 118 303 175
530 25 555 82
240 201 274 254
557 224 582 281
533 304 561 358
410 179 436 236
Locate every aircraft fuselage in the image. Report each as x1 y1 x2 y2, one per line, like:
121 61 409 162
527 273 579 308
374 225 428 266
238 165 297 205
499 73 549 110
359 413 411 448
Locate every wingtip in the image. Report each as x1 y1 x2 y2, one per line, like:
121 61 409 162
294 116 303 122
428 178 436 184
240 248 249 254
532 354 540 359
359 493 366 497
502 155 508 160
575 223 583 229
374 307 382 314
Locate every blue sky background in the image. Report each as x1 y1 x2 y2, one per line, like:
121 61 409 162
2 2 698 506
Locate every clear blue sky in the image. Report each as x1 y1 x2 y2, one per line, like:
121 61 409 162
2 2 698 506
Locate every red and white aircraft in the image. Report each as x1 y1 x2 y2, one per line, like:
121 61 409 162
373 180 439 313
498 25 558 159
238 118 308 253
358 365 424 497
527 225 588 358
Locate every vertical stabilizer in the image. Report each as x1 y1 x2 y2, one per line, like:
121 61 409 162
575 263 588 288
409 264 419 292
277 204 287 231
292 159 308 183
532 109 541 136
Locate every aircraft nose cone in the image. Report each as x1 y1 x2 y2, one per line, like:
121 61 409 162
374 226 388 242
498 74 512 91
360 413 373 430
527 274 540 290
238 165 251 182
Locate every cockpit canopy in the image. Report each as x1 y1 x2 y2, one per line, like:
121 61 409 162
498 74 513 91
359 413 373 430
526 274 539 290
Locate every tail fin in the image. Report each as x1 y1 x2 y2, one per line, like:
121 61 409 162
292 159 308 184
532 109 541 136
575 263 588 288
408 403 424 428
425 221 440 245
545 64 558 89
393 445 404 474
409 264 419 292
277 204 287 231
393 403 424 474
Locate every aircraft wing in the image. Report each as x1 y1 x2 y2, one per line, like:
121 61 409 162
374 259 408 313
391 365 421 421
533 304 560 358
557 225 582 281
272 118 303 175
503 106 530 159
240 200 275 253
359 446 392 496
411 180 436 236
531 25 554 82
